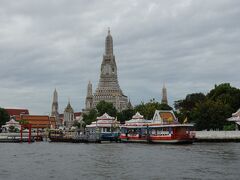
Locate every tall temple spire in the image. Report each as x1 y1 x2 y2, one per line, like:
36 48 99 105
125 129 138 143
87 81 92 97
53 88 58 103
161 84 168 105
51 88 58 116
65 98 73 112
105 27 113 56
92 29 128 112
127 98 133 109
83 81 93 113
51 88 60 126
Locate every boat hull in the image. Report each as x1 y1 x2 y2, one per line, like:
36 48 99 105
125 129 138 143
49 137 73 142
149 135 194 144
150 139 194 144
100 133 120 142
120 135 148 143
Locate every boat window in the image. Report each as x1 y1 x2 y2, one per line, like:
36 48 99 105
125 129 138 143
141 128 146 135
120 128 126 133
151 129 155 135
102 128 105 133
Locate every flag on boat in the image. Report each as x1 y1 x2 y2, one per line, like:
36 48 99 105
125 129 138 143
183 117 188 124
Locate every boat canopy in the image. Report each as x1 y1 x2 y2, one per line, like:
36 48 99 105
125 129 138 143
227 108 240 123
152 110 178 124
86 113 120 128
123 112 151 126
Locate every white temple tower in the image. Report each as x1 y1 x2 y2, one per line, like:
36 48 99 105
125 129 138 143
92 29 128 111
64 100 74 128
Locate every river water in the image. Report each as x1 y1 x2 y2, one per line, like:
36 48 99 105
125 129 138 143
0 142 239 180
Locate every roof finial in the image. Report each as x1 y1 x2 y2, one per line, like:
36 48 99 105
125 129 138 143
108 27 110 35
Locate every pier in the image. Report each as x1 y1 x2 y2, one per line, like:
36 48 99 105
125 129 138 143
0 132 45 143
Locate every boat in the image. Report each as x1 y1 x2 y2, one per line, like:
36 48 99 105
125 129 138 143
120 111 195 144
86 113 120 142
48 129 74 142
119 112 151 143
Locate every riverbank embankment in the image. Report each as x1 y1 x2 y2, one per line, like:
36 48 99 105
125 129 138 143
195 131 240 142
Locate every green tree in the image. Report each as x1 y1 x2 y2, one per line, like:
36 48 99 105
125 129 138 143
174 83 240 128
117 108 135 124
174 93 206 111
207 83 240 110
83 101 117 125
73 120 80 128
96 101 117 117
191 100 232 130
135 99 172 119
0 107 10 126
174 93 206 122
82 109 97 125
223 124 236 131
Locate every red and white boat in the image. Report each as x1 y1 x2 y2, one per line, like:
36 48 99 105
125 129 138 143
120 110 195 144
120 112 151 143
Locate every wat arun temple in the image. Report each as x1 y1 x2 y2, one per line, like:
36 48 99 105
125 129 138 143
51 29 168 126
84 29 129 112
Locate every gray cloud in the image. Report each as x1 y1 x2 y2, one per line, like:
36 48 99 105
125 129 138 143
0 0 240 114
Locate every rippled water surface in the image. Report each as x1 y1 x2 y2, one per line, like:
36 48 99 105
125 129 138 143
0 142 239 180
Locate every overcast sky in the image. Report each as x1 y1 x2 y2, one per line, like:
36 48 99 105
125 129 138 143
0 0 239 114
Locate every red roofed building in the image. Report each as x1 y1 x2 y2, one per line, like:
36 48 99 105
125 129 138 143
5 108 29 117
74 112 82 117
18 114 56 129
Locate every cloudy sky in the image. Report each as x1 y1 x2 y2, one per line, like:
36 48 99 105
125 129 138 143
0 0 239 114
